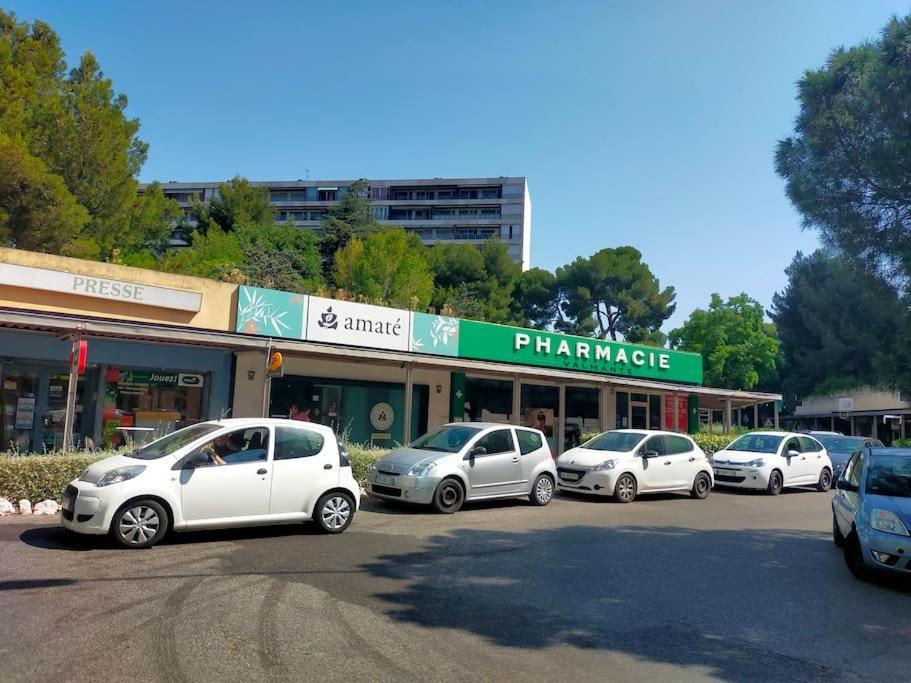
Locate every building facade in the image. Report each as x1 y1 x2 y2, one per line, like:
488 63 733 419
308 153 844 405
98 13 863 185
791 388 911 444
154 176 532 269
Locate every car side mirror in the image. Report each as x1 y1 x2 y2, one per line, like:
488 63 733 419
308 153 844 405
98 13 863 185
643 450 659 458
787 449 800 458
465 446 487 459
835 479 857 492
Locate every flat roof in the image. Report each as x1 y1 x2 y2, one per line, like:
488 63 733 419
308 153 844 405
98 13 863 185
143 176 527 190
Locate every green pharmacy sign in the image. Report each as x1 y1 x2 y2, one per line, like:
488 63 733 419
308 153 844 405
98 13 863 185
457 321 703 384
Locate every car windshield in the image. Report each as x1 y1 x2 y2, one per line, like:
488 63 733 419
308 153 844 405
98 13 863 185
726 434 784 454
818 436 867 452
580 431 646 452
125 423 222 460
410 425 482 453
865 455 911 498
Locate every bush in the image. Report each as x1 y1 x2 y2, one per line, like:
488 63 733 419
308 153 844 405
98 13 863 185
0 451 112 503
692 433 733 456
345 443 390 488
892 438 911 448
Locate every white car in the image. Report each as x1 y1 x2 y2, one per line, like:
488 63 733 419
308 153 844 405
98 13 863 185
61 418 361 548
367 423 557 513
711 431 833 495
555 429 714 503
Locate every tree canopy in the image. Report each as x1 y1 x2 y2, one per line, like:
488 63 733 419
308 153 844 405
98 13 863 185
770 250 902 397
553 246 676 342
670 293 779 391
333 228 434 310
319 180 381 269
0 11 177 258
775 15 911 283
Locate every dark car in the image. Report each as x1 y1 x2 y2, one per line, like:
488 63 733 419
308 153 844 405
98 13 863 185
815 435 884 482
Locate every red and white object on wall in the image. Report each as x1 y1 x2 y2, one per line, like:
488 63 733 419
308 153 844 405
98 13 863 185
663 394 688 432
70 338 87 375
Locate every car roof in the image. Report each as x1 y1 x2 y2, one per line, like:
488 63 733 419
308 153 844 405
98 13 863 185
733 431 803 438
199 418 337 436
609 429 692 437
443 421 541 431
869 448 911 457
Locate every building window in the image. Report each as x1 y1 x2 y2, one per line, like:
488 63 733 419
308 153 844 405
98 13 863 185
480 187 501 199
318 189 337 201
370 187 388 200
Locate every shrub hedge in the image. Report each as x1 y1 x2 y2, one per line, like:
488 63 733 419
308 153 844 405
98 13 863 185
0 452 110 504
691 433 733 456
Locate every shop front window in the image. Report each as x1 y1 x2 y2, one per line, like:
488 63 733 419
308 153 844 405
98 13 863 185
853 415 873 438
521 383 559 453
0 369 38 451
43 373 91 451
102 368 208 448
464 377 513 424
565 387 600 450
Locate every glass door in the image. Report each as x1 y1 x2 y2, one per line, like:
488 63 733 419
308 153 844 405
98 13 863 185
0 367 39 452
630 402 649 429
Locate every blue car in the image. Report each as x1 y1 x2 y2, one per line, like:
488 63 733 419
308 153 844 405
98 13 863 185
814 435 883 482
832 448 911 579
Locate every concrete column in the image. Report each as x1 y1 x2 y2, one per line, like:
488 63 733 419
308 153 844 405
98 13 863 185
773 401 779 429
753 404 759 430
831 416 836 432
850 416 855 436
557 384 566 455
724 400 732 435
403 363 414 444
872 415 878 440
512 374 521 425
601 385 616 431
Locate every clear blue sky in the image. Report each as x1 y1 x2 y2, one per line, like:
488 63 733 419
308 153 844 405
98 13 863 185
8 0 911 329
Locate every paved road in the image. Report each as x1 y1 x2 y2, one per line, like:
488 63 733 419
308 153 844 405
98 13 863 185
1 488 909 682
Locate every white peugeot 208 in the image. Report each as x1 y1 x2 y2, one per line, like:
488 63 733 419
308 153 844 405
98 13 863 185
61 418 361 548
556 429 714 503
711 431 833 495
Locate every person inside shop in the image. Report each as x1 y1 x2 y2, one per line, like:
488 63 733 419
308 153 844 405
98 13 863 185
289 403 311 422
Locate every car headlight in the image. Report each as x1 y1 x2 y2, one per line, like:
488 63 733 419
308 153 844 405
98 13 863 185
96 465 146 487
591 459 617 472
407 462 437 477
746 459 765 468
870 509 910 536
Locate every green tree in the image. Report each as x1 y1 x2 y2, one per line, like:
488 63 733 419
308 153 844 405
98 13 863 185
775 15 911 281
319 180 380 267
670 293 779 391
0 11 177 258
510 267 557 328
190 176 273 235
0 133 89 252
554 246 676 341
770 250 902 397
333 228 433 309
238 224 323 292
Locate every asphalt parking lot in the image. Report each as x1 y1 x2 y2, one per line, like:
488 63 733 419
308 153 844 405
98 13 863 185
1 487 909 682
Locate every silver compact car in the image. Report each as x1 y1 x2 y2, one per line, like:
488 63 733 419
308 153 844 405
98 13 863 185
367 422 557 513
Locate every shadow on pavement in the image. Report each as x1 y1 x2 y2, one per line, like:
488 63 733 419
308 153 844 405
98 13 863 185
357 524 911 681
0 578 76 591
362 496 537 515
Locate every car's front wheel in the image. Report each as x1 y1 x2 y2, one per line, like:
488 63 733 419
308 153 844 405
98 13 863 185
613 473 637 503
110 499 168 549
530 474 554 506
691 472 711 499
432 478 465 514
314 492 355 534
843 531 870 580
766 469 783 496
816 467 833 493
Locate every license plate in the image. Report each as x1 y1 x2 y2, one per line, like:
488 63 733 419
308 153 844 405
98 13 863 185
375 474 395 486
561 472 580 481
715 469 737 477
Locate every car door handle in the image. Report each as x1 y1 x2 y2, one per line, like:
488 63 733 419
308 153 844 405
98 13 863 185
688 457 696 462
256 468 267 475
512 457 519 463
664 461 671 466
324 464 333 470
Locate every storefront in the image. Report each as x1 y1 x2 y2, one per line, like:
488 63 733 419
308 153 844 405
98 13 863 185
232 286 781 453
791 389 911 445
0 249 237 451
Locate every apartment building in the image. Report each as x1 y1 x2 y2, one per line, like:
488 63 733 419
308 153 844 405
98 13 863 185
154 176 532 269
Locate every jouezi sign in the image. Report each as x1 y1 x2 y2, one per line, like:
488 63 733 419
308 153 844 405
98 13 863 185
0 262 202 312
305 296 411 352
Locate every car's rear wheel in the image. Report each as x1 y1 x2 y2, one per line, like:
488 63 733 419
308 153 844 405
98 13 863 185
314 492 355 534
432 478 465 514
691 472 711 499
843 531 870 580
613 473 637 503
816 467 833 492
530 474 554 506
110 499 168 549
833 515 846 548
766 469 783 496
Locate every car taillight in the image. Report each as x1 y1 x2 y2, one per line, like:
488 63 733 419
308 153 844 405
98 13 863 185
338 440 350 467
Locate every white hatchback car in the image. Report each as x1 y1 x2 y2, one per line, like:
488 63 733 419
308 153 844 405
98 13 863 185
367 422 557 513
61 418 361 548
556 429 713 502
711 431 833 495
